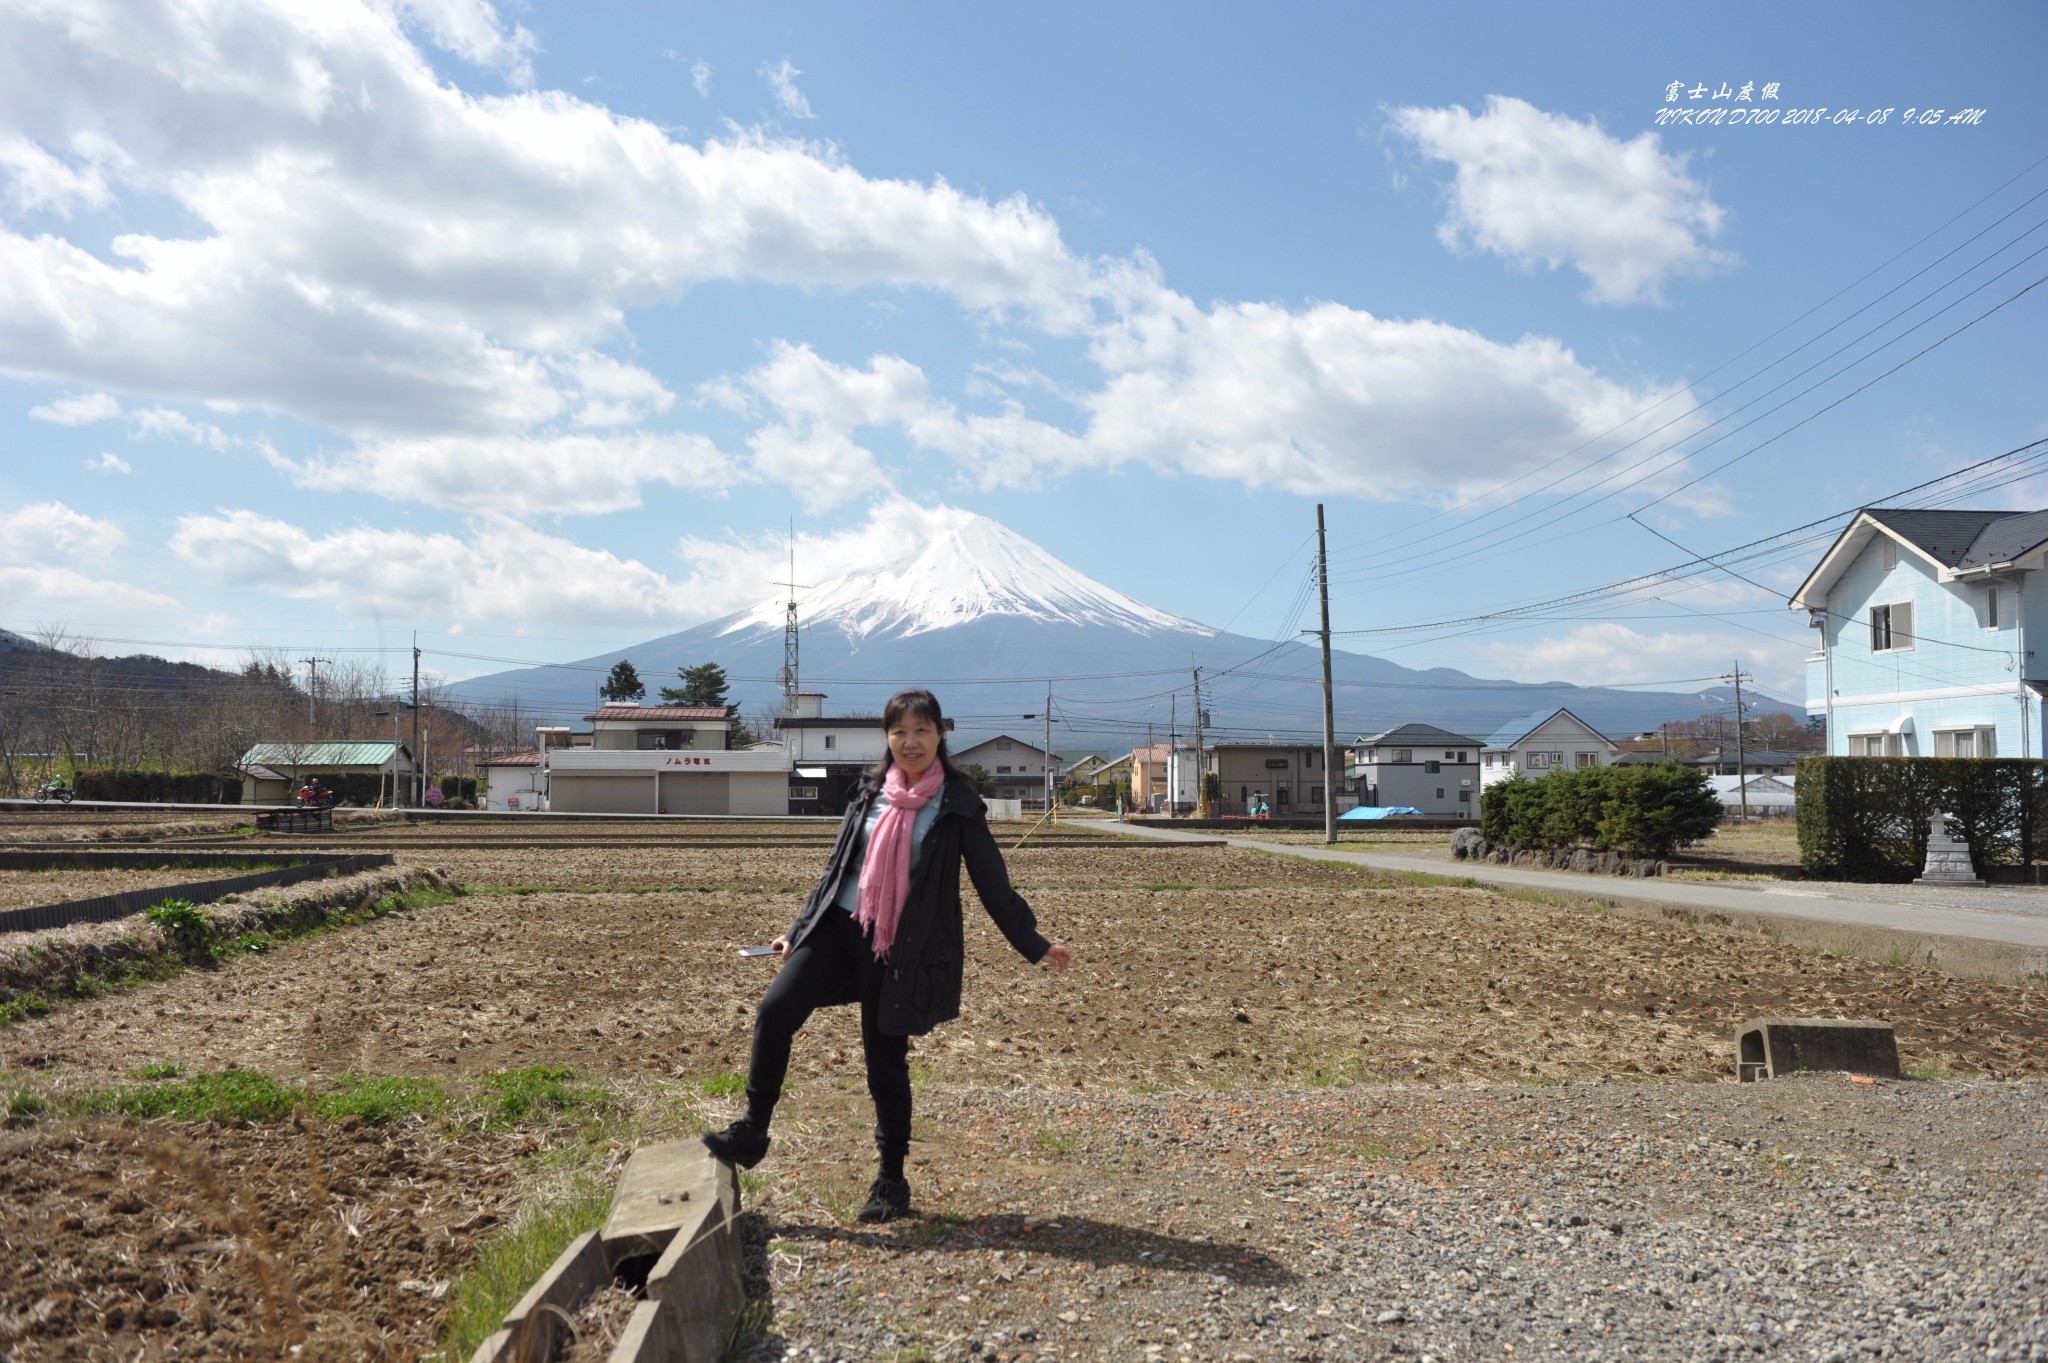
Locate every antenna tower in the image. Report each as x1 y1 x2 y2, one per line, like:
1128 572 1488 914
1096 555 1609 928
773 523 807 717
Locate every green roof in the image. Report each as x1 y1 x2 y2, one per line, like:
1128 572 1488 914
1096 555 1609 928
238 741 408 768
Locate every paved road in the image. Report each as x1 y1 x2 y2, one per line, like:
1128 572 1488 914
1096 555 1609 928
1098 820 2048 952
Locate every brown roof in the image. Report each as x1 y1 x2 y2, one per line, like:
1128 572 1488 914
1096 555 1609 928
480 750 541 767
585 705 731 722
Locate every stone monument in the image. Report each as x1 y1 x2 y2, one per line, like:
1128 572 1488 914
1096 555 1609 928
1914 812 1984 886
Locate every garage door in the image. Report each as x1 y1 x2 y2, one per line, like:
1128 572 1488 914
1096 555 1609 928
551 774 652 814
659 772 729 815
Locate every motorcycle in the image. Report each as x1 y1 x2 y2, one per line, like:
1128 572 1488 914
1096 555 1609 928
294 783 340 810
35 781 74 804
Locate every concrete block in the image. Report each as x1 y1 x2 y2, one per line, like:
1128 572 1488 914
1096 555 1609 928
500 1230 609 1362
604 1299 672 1363
600 1139 726 1272
642 1155 743 1363
1737 1017 1900 1082
466 1327 510 1363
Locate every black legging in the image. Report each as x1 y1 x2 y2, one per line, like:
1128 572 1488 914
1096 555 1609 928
745 908 912 1168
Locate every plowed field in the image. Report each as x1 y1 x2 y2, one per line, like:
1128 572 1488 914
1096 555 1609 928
3 821 2044 1360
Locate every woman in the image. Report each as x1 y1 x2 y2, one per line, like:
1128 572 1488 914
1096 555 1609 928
703 689 1073 1222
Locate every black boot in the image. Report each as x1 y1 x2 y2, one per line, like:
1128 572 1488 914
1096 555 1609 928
701 1117 771 1169
858 1174 911 1223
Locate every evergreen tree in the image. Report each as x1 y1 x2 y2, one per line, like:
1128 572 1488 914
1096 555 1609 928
600 659 645 702
659 662 732 708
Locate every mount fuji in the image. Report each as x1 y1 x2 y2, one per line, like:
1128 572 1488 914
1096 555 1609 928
446 512 1794 747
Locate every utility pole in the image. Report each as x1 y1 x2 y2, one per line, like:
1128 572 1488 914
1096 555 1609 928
1192 666 1206 818
300 656 328 728
1044 683 1054 823
1722 661 1752 819
1169 693 1179 814
411 635 422 808
1316 504 1337 845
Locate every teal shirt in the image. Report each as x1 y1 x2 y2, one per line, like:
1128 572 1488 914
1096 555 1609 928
834 787 945 912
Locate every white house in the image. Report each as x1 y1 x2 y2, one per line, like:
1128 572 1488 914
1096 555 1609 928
1346 723 1480 817
1480 708 1618 789
1790 506 2048 756
954 734 1054 807
544 701 789 814
772 692 934 814
480 750 544 811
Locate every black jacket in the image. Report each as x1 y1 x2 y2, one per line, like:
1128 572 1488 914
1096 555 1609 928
785 769 1050 1036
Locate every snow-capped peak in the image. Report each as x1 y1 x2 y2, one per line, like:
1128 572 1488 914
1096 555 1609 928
718 511 1211 641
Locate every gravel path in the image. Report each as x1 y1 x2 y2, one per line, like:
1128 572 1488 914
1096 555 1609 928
736 1076 2048 1362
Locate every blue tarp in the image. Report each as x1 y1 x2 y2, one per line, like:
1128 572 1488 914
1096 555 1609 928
1339 805 1425 820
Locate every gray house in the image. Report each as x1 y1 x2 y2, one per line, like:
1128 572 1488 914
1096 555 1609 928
1346 723 1480 817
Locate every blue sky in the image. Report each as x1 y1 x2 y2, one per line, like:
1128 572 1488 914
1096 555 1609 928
3 0 2044 708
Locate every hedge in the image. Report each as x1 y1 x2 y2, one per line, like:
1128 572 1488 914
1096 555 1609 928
1479 763 1722 860
1794 756 2048 881
73 770 241 804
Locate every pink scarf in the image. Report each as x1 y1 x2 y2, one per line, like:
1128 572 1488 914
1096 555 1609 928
855 760 945 960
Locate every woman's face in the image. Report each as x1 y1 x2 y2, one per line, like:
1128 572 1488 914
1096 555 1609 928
887 712 941 778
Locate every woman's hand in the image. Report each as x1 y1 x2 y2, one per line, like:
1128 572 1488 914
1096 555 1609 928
1041 943 1073 972
771 935 791 957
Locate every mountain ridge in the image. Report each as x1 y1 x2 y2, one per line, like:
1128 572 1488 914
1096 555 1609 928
444 512 1798 745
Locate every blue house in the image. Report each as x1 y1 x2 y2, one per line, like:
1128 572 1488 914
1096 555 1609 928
1790 507 2048 757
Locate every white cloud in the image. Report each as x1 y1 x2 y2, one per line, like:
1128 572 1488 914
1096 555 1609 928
1389 96 1734 306
386 0 536 85
721 313 1699 507
85 452 131 474
169 509 702 627
672 497 956 617
560 352 675 428
692 59 712 98
0 1 1096 437
0 564 180 616
762 58 814 119
0 503 174 616
29 392 121 425
1478 621 1804 693
132 407 233 449
0 502 126 561
0 131 120 215
0 3 1720 521
289 430 735 515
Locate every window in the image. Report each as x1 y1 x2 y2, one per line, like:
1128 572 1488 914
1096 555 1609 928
997 739 1011 751
1304 750 1315 769
1987 586 2001 630
1276 783 1290 806
790 785 819 800
1849 732 1893 757
1882 539 1896 571
1528 751 1549 769
996 765 1011 774
1392 749 1412 764
1577 752 1600 768
1459 789 1472 803
1934 727 1997 758
1424 760 1441 774
1450 751 1466 762
823 734 836 750
1240 785 1248 805
1311 786 1324 804
1435 788 1445 799
1870 601 1914 651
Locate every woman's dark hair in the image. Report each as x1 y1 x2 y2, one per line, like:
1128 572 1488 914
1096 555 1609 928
868 689 960 783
